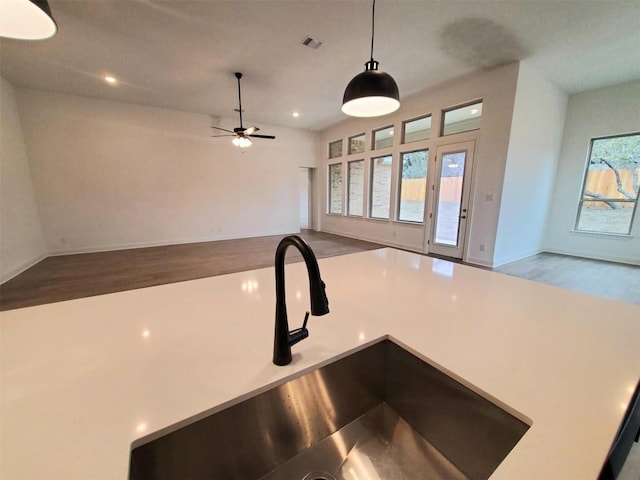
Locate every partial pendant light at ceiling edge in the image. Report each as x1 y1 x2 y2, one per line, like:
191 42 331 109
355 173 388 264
342 0 400 118
0 0 57 40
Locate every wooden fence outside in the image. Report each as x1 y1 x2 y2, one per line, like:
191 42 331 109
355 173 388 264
401 178 462 203
583 167 638 207
400 168 639 206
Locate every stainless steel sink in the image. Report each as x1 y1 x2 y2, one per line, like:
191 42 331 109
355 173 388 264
129 339 530 480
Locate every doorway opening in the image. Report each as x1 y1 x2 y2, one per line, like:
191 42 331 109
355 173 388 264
299 167 312 230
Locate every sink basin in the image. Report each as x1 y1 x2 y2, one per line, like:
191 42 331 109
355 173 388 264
129 339 530 480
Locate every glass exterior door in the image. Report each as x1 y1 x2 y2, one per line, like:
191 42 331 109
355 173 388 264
429 141 475 259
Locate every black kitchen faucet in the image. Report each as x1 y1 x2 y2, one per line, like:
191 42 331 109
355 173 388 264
273 235 329 366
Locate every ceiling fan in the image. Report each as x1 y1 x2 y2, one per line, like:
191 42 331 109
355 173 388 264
211 72 276 148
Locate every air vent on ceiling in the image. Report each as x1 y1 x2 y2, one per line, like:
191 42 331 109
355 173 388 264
301 37 322 49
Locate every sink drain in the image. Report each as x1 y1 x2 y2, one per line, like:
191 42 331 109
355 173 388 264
302 472 337 480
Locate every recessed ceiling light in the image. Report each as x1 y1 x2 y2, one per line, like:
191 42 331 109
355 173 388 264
104 75 118 85
292 112 300 118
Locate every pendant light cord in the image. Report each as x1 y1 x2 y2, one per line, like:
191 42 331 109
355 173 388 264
370 0 376 62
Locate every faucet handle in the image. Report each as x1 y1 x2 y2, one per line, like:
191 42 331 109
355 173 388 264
288 312 310 348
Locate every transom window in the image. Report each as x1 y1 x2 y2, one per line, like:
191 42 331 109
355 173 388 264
372 126 394 150
348 134 366 155
442 101 482 136
402 115 431 143
329 139 343 159
575 133 639 235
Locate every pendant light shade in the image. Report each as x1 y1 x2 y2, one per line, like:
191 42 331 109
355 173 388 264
342 60 400 117
342 0 400 118
0 0 57 40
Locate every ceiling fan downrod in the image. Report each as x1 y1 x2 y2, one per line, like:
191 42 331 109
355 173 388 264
235 72 244 130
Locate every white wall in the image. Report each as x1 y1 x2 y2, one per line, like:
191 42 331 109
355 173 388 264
15 88 319 254
0 78 47 282
299 167 309 229
544 81 640 265
319 63 520 265
493 62 568 266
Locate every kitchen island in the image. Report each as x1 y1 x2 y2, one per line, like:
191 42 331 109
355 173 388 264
1 248 638 479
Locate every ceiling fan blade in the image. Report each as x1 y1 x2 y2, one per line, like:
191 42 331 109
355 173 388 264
211 126 235 133
249 134 276 139
243 126 259 136
211 134 237 137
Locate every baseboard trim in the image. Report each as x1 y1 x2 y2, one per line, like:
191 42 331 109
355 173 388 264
1 253 47 284
47 230 300 257
464 255 494 268
543 247 639 266
491 249 545 268
318 227 424 253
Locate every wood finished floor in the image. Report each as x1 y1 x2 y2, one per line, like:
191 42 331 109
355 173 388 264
0 231 383 311
2 233 639 311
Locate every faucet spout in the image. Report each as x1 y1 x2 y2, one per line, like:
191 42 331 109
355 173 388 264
273 235 329 366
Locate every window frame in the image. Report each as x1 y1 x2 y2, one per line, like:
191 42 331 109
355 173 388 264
574 132 640 236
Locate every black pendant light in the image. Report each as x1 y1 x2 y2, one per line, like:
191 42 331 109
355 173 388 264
342 0 400 117
0 0 57 41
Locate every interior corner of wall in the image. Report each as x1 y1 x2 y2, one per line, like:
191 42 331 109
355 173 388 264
464 255 494 268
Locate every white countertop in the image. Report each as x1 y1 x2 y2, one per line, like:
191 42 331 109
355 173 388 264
1 248 639 479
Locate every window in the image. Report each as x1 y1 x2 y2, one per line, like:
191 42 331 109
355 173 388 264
398 150 429 222
442 101 482 136
575 133 639 235
370 155 393 219
402 115 431 143
372 126 394 150
347 160 365 216
329 139 343 159
348 134 366 155
328 163 343 214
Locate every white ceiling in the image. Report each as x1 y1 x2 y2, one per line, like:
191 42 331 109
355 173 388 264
1 0 639 131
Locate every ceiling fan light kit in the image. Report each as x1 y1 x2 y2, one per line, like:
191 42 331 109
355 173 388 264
232 136 252 148
0 0 57 40
211 72 276 149
342 0 400 118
